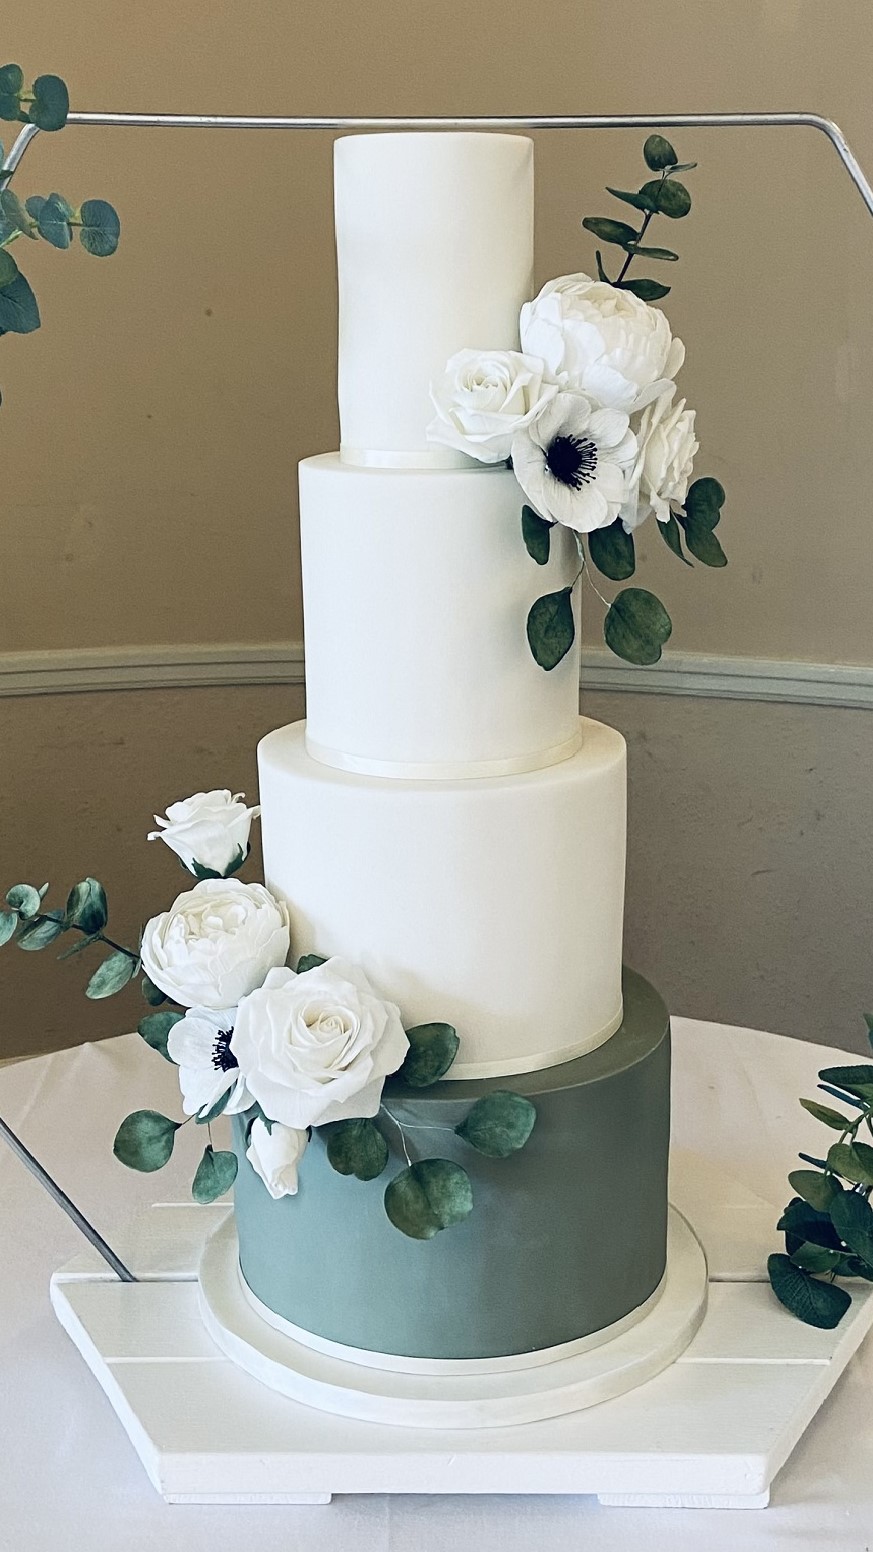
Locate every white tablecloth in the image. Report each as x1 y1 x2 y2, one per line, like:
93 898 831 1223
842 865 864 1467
2 1018 872 1549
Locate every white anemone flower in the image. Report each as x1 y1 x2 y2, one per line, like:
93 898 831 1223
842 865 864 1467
510 392 637 534
167 1006 253 1119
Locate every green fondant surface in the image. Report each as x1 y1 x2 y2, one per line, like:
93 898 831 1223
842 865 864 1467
232 968 670 1361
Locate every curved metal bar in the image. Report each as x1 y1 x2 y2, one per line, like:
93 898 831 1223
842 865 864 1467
2 109 873 218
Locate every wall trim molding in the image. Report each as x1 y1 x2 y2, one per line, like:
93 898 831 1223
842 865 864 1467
1 642 873 710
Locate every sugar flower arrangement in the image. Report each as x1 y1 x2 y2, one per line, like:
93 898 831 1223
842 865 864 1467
0 793 535 1241
427 136 727 671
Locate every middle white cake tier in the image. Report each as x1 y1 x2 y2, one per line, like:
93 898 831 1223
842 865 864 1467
258 717 626 1079
300 454 583 778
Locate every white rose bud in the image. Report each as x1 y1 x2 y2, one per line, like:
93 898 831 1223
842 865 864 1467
140 879 290 1010
149 789 259 878
230 958 409 1132
520 273 685 414
621 390 699 531
427 348 560 463
245 1117 308 1199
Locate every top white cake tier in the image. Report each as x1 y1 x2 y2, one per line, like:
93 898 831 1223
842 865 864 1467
335 132 534 466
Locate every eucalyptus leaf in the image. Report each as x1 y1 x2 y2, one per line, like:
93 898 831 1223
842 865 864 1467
678 510 727 567
29 74 69 132
789 1242 842 1274
658 510 692 565
581 216 638 249
25 195 46 221
6 883 42 917
587 519 635 581
141 973 167 1006
17 911 65 951
456 1090 537 1158
787 1169 842 1213
618 277 671 302
643 134 679 170
798 1152 829 1169
113 1109 180 1172
626 244 679 262
0 269 40 333
799 1097 850 1129
138 1008 184 1062
818 1083 865 1110
767 1252 851 1329
0 65 24 96
79 198 120 257
400 1023 460 1087
605 186 657 214
65 877 108 934
326 1117 389 1181
685 477 726 529
830 1190 873 1265
827 1141 873 1187
0 910 16 947
777 1197 842 1250
594 249 611 283
296 953 328 973
196 1089 233 1126
527 586 575 671
521 503 552 565
384 1158 473 1240
57 932 101 961
0 249 17 288
192 1145 238 1203
0 189 35 237
865 1012 873 1049
86 949 137 999
604 587 672 665
640 178 692 218
818 1064 873 1101
35 192 73 249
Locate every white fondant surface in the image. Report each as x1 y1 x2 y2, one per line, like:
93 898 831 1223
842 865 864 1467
258 717 626 1076
299 455 582 776
335 133 533 462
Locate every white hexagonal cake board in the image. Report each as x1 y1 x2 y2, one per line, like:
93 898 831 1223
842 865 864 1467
49 1150 873 1510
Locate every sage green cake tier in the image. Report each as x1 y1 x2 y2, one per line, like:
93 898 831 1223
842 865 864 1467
231 968 670 1362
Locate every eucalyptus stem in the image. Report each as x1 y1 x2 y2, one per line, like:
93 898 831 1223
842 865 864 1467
380 1105 412 1167
31 909 138 961
615 167 668 285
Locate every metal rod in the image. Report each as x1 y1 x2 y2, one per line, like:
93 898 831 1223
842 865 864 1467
2 110 873 219
0 1112 137 1282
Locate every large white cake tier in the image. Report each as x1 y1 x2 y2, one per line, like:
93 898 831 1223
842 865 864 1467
300 454 582 778
335 132 533 466
258 717 626 1078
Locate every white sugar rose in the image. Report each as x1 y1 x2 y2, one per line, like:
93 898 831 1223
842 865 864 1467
149 789 259 878
246 1117 308 1200
520 273 685 414
141 879 290 1010
621 390 699 531
427 348 560 463
230 958 409 1131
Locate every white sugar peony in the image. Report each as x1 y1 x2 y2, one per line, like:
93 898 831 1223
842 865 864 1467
149 789 259 878
140 879 290 1010
167 1006 252 1118
245 1117 309 1199
511 391 636 534
427 348 560 463
230 958 409 1131
520 274 685 414
621 390 699 531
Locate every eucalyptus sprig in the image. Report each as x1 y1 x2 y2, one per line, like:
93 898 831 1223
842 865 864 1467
0 64 120 406
0 877 145 999
582 134 696 302
769 1022 873 1328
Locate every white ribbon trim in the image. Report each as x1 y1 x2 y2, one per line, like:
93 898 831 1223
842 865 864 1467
304 727 584 782
339 445 490 470
440 1002 624 1080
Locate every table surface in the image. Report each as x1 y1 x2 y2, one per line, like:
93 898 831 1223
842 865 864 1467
2 1016 873 1550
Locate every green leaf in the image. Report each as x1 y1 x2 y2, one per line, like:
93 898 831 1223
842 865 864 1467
0 910 16 946
0 94 21 124
800 1096 851 1129
767 1253 851 1329
400 1023 460 1087
618 277 671 302
296 953 327 974
587 519 635 581
384 1158 473 1240
827 1142 873 1187
605 186 658 214
6 883 42 918
0 189 35 238
643 134 679 170
25 195 46 221
678 511 727 567
65 877 108 935
581 216 639 249
604 587 672 665
196 1089 232 1126
788 1169 842 1212
57 932 101 961
17 911 65 951
325 1117 389 1181
456 1090 537 1158
818 1064 873 1101
86 949 137 999
659 510 692 565
527 587 576 671
521 503 552 565
0 248 17 287
789 1242 843 1274
113 1109 180 1172
777 1196 842 1250
0 268 40 333
640 178 692 218
138 1008 184 1062
29 74 69 132
192 1145 238 1204
830 1190 873 1264
78 199 120 257
626 244 679 262
685 477 726 529
35 192 73 249
0 65 24 96
141 973 167 1006
594 249 611 283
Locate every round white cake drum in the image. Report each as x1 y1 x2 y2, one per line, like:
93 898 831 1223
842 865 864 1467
198 1207 707 1429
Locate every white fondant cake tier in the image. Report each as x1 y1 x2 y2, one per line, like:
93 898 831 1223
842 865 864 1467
335 132 533 465
299 454 582 777
258 716 626 1078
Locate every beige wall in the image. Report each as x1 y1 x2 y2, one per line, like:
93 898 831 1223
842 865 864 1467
2 4 873 1057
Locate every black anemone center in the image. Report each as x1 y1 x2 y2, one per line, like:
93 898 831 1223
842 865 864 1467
546 434 598 490
212 1030 238 1073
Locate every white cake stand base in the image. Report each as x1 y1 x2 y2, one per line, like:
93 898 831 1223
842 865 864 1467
49 1151 873 1509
